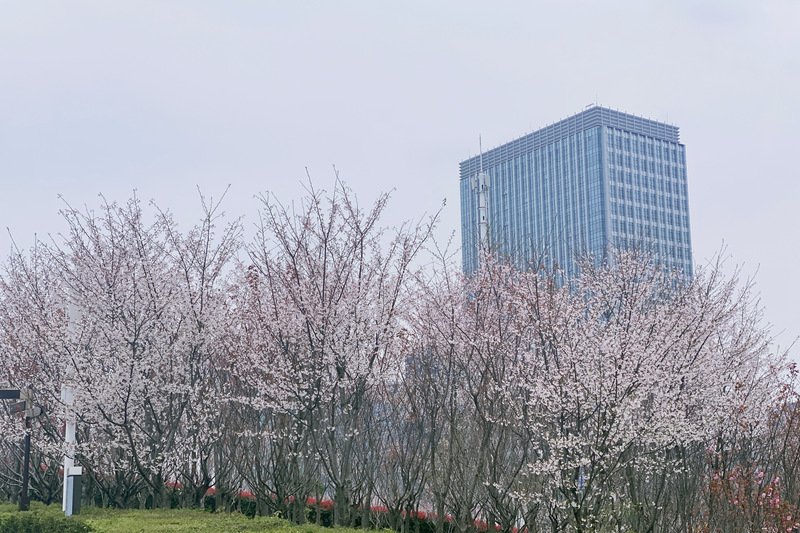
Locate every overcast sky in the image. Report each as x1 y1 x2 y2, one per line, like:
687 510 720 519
1 1 798 362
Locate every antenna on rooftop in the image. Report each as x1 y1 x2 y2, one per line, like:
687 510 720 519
471 135 491 261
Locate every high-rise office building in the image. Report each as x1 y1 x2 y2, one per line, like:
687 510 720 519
460 105 692 277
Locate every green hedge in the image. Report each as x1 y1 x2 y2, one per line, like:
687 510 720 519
0 506 92 533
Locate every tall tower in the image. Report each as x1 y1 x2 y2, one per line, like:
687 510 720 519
459 106 692 277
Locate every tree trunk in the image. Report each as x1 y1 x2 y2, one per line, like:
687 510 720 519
335 486 350 526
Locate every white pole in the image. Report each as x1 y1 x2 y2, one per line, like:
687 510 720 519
63 299 77 515
61 386 76 513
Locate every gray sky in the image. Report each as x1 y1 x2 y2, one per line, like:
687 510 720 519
1 1 798 362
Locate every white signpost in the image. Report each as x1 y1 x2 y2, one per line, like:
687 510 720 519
62 300 83 516
61 385 82 515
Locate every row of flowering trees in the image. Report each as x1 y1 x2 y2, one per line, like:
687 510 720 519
0 185 797 532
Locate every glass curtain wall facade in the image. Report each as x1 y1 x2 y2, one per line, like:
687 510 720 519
460 106 693 278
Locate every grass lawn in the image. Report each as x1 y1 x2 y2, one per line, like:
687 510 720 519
84 508 318 533
1 502 371 533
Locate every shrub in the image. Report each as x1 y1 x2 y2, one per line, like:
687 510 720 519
0 512 92 533
306 499 334 527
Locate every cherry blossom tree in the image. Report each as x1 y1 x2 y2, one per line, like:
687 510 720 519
231 181 437 525
0 192 240 508
407 248 790 533
500 251 785 532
